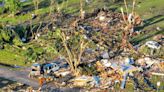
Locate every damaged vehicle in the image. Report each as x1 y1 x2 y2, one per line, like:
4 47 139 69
145 41 161 49
43 62 60 74
29 63 41 77
29 62 59 77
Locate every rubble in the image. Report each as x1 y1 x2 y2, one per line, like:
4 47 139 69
57 74 73 84
153 34 164 43
137 57 160 67
20 7 163 91
54 71 71 77
92 76 100 87
100 51 110 59
101 59 111 67
151 72 164 76
0 0 163 91
1 83 30 92
156 27 162 31
71 75 93 87
120 73 128 89
124 57 134 65
31 14 37 19
25 55 163 91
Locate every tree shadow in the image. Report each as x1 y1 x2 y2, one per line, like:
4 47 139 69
136 15 164 30
33 0 67 11
19 0 68 15
20 0 51 14
38 0 51 9
131 30 163 45
131 15 164 45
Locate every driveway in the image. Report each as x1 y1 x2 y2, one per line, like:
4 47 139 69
0 67 82 92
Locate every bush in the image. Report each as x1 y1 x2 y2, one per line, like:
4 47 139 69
0 7 5 14
0 29 11 42
12 36 22 46
4 0 22 14
0 29 23 46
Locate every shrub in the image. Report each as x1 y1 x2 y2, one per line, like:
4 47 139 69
0 29 11 42
4 0 22 15
0 29 22 46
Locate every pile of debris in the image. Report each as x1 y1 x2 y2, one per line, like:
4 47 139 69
1 83 30 92
24 8 164 91
78 9 125 33
28 56 163 91
72 57 164 92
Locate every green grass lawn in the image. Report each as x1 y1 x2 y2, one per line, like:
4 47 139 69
0 50 25 66
136 0 164 28
0 45 26 66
